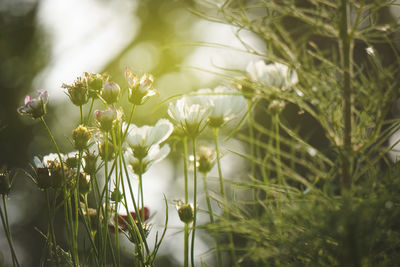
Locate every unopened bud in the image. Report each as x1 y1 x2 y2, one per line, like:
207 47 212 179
72 125 91 150
268 100 286 114
176 202 194 224
102 82 121 104
99 141 115 161
83 152 97 175
85 72 107 98
197 146 216 174
36 167 52 190
78 173 90 195
95 108 117 132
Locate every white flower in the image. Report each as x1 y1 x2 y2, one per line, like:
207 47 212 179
125 144 170 174
168 96 212 137
246 60 298 90
34 153 62 168
125 119 173 159
196 86 247 128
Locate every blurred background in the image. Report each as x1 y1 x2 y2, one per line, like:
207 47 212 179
0 0 263 265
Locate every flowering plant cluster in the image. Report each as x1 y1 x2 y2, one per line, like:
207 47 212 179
4 2 398 266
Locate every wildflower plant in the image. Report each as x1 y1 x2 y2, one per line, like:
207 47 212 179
8 1 400 266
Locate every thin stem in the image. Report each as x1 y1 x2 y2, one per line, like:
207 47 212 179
80 105 83 124
182 136 189 267
85 98 95 125
274 114 282 187
213 127 238 267
121 153 150 256
45 190 59 267
190 137 197 267
184 223 189 267
112 129 121 267
0 195 19 267
102 132 110 265
122 104 136 141
248 100 258 217
39 117 76 264
339 0 353 192
202 172 222 267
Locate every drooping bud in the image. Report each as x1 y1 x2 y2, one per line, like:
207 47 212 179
102 82 121 104
95 108 117 132
72 125 91 150
176 201 194 224
17 89 49 119
62 76 89 106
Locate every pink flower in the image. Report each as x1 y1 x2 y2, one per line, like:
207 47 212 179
94 107 117 131
17 89 48 119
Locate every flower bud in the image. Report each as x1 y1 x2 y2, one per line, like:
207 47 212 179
65 155 79 169
0 170 10 195
17 89 48 119
78 173 90 195
268 100 286 114
95 108 117 132
197 146 216 174
36 167 52 190
72 125 91 150
111 188 123 202
99 141 115 161
83 152 97 175
102 82 121 104
176 202 194 224
62 77 89 106
85 72 107 98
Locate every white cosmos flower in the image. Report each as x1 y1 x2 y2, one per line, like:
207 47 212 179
168 96 212 137
246 60 298 90
125 119 173 159
197 86 247 128
125 144 170 174
34 153 64 168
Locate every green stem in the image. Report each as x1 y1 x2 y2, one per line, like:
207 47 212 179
39 117 77 264
202 172 222 267
182 136 189 267
111 129 121 267
190 137 197 267
274 114 282 187
45 190 59 267
121 153 150 257
0 195 19 267
213 127 238 267
122 104 136 141
85 98 94 125
339 0 353 192
184 223 189 267
80 105 83 124
81 195 99 265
